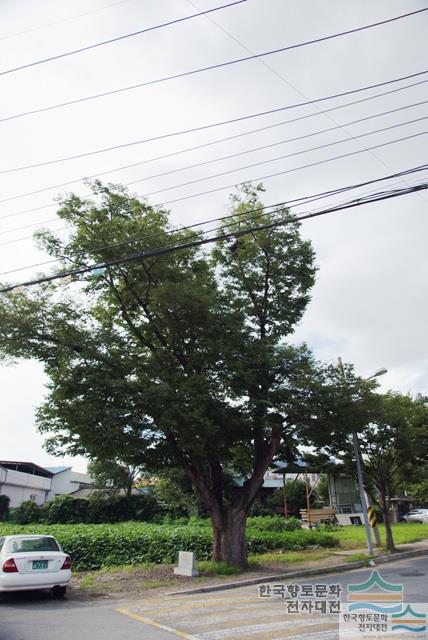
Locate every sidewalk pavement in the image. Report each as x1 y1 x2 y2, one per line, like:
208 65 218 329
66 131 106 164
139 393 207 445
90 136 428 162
167 540 428 596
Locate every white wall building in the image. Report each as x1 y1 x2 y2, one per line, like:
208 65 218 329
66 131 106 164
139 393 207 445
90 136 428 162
0 461 53 507
46 466 93 500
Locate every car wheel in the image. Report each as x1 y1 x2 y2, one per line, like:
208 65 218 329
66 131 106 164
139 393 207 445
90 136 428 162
52 586 67 599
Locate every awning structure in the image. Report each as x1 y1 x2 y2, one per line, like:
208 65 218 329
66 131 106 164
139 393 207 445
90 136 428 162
269 459 326 527
270 458 336 474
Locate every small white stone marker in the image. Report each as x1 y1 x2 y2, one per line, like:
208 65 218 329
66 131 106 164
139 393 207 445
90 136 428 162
174 551 199 577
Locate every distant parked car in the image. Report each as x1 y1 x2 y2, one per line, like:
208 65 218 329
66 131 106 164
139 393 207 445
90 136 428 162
402 509 428 523
0 535 71 598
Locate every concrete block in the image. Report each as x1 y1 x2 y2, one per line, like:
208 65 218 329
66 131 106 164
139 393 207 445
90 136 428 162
174 551 199 577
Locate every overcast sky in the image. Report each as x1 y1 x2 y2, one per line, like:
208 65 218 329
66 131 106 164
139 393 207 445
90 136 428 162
0 0 427 472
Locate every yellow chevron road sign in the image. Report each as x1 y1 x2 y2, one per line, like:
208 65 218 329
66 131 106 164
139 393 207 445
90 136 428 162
368 506 377 528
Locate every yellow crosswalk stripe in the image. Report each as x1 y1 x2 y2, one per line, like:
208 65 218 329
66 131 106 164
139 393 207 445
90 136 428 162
116 607 199 640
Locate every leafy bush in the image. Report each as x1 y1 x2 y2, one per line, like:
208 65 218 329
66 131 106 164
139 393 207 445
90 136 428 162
0 495 10 521
247 515 302 532
315 523 342 533
409 478 428 505
44 495 89 524
13 500 42 524
246 529 338 554
86 493 160 523
13 492 163 525
132 493 161 521
0 521 338 570
151 472 207 518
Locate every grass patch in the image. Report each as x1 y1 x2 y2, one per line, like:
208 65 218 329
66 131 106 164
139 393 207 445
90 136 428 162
98 562 153 574
336 523 428 549
198 560 243 576
78 575 96 590
346 553 371 564
338 540 366 550
248 549 331 567
137 579 176 589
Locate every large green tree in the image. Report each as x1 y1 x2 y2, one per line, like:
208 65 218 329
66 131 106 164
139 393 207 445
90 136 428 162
0 182 345 566
309 386 428 552
358 393 428 551
87 458 144 497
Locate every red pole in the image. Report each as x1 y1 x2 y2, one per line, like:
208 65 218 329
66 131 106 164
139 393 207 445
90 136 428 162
305 468 312 528
283 472 288 518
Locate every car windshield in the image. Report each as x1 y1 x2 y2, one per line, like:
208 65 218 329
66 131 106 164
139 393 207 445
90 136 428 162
6 537 60 553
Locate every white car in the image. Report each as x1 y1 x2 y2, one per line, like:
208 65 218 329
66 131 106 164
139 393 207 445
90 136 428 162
403 509 428 523
0 535 71 598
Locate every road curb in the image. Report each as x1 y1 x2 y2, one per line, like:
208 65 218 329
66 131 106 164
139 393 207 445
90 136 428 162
166 546 428 596
374 546 428 565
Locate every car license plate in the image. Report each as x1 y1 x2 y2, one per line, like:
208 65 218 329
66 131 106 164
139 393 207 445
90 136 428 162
32 560 48 570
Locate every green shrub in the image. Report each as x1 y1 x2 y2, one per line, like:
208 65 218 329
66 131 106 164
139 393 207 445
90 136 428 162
315 523 342 533
44 495 89 523
246 529 338 554
87 495 125 523
0 495 10 521
132 493 161 521
0 522 338 570
247 515 302 532
90 493 161 523
13 500 42 524
40 493 161 525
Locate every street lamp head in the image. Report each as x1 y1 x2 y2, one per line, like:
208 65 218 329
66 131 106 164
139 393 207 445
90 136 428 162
365 367 388 381
372 368 388 378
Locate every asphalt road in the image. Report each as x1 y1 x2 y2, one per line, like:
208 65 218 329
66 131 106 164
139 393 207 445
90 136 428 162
0 591 174 640
0 555 427 640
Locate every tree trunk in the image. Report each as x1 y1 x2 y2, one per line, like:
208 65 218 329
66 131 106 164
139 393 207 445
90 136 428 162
186 436 281 569
211 508 248 568
381 493 395 552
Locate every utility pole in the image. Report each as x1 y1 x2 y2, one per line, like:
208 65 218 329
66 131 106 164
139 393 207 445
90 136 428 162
337 358 387 557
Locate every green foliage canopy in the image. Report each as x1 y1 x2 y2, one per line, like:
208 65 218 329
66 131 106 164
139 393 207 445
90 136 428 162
0 182 359 565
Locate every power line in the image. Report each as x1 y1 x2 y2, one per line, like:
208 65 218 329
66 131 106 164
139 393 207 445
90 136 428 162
2 113 427 238
1 217 64 237
0 1 248 77
3 92 426 208
1 182 426 293
1 68 427 174
0 0 135 43
0 203 58 222
190 0 428 208
135 116 428 197
0 132 426 249
1 162 427 273
158 130 428 205
0 202 285 276
1 10 427 125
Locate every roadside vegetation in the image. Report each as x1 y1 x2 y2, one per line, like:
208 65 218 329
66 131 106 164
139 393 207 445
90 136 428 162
2 517 427 574
0 518 338 570
335 522 428 549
